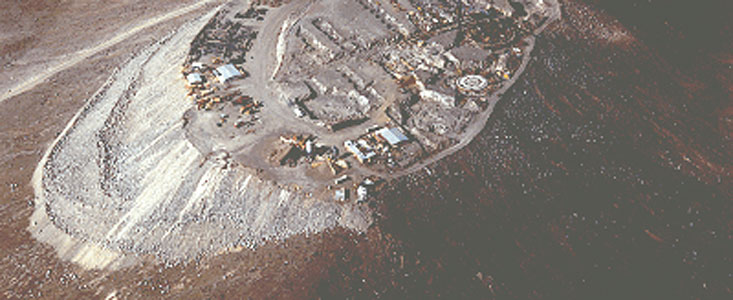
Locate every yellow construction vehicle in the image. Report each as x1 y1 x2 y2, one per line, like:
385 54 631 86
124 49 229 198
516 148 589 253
311 156 340 175
240 102 255 114
325 158 338 175
200 89 213 97
334 159 349 170
400 57 415 71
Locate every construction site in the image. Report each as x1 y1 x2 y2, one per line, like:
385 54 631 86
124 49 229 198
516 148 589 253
179 0 556 196
4 0 732 298
24 0 559 266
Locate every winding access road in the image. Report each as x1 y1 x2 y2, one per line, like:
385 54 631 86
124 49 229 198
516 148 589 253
0 0 221 104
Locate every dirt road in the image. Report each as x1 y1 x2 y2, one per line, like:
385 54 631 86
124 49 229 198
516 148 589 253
0 0 219 104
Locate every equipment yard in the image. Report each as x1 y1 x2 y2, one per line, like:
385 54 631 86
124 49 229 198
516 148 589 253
178 0 560 195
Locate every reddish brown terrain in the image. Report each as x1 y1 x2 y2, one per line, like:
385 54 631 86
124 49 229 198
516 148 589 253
1 0 730 299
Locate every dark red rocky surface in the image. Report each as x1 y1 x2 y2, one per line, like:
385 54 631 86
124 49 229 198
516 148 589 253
360 0 731 298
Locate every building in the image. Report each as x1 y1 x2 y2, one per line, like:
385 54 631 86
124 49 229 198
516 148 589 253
344 140 376 163
186 73 203 86
334 188 349 201
376 127 409 146
191 62 206 71
420 89 455 107
356 185 368 203
213 64 242 84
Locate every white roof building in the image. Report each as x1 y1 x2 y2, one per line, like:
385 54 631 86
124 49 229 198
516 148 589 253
213 64 242 83
419 89 455 107
334 188 349 201
357 185 368 202
376 127 409 146
186 73 203 85
191 62 205 70
344 140 376 163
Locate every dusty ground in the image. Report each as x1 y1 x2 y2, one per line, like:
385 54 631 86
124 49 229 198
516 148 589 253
1 0 731 299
